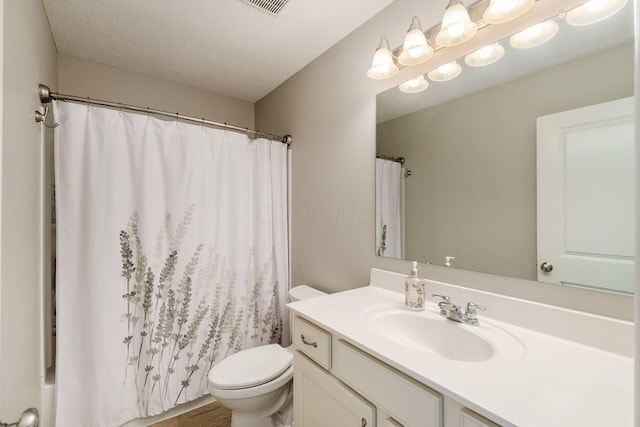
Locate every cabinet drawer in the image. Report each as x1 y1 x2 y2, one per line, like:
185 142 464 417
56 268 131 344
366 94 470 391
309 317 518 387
292 316 332 369
461 408 501 427
336 340 443 427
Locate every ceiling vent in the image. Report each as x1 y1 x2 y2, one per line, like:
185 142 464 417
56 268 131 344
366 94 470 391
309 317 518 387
243 0 290 15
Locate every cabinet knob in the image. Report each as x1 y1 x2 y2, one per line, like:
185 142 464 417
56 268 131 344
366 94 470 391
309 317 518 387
540 262 553 273
361 418 367 427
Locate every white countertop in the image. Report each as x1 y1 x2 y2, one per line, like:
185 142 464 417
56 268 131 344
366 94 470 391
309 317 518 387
288 285 633 427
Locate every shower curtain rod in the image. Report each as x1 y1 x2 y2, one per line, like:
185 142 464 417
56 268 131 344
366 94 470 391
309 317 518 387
37 84 292 145
376 154 405 164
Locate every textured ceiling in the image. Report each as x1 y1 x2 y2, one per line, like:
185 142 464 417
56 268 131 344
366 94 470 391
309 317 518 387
42 0 395 103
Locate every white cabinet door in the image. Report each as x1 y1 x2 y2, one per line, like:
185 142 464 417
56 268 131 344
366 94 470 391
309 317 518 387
537 97 634 293
294 351 375 427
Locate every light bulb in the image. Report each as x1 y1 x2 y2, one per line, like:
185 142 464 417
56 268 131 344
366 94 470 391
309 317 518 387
586 0 608 11
447 23 466 39
439 63 454 73
435 1 478 47
428 61 462 82
367 37 399 80
521 24 541 38
566 0 628 26
498 0 517 11
399 75 429 93
398 17 434 66
465 43 505 67
477 45 494 58
406 34 426 58
510 19 558 49
483 0 535 24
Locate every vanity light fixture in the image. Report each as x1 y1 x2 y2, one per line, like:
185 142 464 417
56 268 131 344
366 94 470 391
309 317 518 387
367 36 399 80
464 43 505 66
435 0 478 47
398 16 434 66
428 61 462 82
483 0 535 24
369 0 622 89
566 0 629 26
399 75 430 93
510 19 559 48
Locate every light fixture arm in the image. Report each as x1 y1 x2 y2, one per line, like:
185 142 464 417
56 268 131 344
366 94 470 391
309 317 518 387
408 16 422 31
377 36 392 52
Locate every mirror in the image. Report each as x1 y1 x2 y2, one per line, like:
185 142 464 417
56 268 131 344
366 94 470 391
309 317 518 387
375 2 634 294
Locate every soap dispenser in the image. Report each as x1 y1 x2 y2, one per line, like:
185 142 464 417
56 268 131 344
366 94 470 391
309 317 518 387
405 261 425 311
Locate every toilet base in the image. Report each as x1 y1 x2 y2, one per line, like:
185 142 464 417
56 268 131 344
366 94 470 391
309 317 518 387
230 410 277 427
222 382 292 427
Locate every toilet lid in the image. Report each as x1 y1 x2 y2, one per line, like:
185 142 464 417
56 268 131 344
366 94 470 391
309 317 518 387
209 344 293 390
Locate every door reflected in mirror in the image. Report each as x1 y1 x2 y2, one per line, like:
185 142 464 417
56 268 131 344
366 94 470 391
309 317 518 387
375 2 634 294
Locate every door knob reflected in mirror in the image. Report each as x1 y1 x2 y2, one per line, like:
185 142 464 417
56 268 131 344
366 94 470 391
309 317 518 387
0 408 39 427
540 262 553 273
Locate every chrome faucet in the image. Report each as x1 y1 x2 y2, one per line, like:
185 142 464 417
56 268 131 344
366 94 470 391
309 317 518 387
432 294 488 326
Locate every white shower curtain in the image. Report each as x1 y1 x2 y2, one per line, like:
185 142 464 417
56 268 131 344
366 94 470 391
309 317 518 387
375 158 403 258
53 101 289 427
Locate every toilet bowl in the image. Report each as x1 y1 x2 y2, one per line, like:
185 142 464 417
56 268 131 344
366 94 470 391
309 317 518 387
208 285 325 427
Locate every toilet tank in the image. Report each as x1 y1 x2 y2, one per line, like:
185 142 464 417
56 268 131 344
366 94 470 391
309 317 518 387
288 285 326 302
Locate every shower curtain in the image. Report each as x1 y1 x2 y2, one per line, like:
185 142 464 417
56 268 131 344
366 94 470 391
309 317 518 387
53 101 289 427
375 158 403 258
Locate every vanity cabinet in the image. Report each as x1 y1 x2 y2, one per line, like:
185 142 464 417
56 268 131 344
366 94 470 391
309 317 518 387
292 315 503 427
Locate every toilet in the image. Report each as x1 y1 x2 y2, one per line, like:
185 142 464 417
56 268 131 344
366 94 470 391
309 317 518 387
208 285 326 427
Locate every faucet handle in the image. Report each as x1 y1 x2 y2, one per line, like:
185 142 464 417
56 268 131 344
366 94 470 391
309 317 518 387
432 294 451 314
465 302 489 321
431 294 451 302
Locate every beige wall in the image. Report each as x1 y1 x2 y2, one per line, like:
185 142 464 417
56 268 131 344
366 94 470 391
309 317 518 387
634 1 639 424
0 0 58 420
377 43 634 281
58 54 255 129
255 0 633 320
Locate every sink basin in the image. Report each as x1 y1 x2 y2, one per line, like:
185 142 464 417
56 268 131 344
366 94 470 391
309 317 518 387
361 305 525 362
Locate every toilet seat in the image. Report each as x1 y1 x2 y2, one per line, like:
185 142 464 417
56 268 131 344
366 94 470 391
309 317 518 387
209 344 293 390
